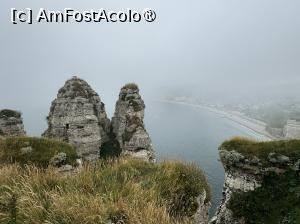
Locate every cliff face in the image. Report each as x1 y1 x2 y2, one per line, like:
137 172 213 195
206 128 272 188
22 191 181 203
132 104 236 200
212 138 300 224
0 109 26 137
212 149 262 224
43 76 110 160
43 78 155 162
111 83 155 161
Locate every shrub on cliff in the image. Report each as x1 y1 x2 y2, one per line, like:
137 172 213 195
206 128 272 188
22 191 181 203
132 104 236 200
221 137 300 223
0 159 210 224
0 109 21 119
155 161 211 217
122 83 139 91
100 133 122 159
0 137 78 168
228 169 300 224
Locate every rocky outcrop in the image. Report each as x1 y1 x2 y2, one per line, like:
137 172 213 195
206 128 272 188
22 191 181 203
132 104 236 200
43 76 110 161
111 83 155 161
0 109 26 136
212 139 300 224
211 150 262 224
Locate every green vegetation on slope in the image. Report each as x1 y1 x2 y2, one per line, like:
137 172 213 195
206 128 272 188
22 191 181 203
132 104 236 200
0 110 21 119
156 161 211 217
0 159 210 224
220 137 300 166
122 83 139 91
222 137 300 224
228 169 300 224
100 132 122 159
0 137 78 168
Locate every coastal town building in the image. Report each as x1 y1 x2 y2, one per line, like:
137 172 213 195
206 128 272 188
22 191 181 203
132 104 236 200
283 119 300 139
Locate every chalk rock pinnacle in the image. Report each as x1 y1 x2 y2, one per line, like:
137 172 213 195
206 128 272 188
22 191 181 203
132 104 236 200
43 76 110 160
0 109 26 137
111 83 155 161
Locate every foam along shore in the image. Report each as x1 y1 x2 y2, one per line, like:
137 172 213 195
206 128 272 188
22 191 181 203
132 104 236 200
158 100 275 141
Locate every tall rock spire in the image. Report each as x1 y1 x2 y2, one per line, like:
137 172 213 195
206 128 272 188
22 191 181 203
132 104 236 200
111 83 155 161
43 76 110 160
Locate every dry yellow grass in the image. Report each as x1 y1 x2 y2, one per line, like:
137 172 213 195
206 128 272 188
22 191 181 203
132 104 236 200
0 159 210 224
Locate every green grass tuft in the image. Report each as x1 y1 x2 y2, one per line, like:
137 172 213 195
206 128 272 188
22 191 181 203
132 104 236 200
0 137 78 168
122 83 139 91
156 161 211 217
0 110 21 119
220 137 300 165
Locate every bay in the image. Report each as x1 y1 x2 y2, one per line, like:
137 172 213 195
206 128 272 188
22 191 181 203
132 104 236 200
145 101 264 215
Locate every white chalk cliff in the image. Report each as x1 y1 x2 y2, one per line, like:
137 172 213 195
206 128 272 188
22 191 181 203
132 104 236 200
43 76 110 160
111 83 155 161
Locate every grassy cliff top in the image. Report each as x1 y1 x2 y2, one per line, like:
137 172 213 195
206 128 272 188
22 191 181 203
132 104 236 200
0 137 78 168
220 137 300 163
122 83 139 91
0 159 210 224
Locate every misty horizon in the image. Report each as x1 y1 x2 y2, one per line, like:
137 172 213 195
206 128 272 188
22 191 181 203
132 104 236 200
1 0 300 135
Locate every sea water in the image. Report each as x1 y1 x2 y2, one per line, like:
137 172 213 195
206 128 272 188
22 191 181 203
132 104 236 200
145 101 264 215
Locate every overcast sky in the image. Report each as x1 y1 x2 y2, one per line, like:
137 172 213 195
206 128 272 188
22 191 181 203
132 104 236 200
1 0 300 135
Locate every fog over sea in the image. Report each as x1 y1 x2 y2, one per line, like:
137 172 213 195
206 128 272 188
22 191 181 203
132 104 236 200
146 101 266 215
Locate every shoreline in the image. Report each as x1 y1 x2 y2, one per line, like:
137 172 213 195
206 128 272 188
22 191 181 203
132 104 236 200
157 100 275 141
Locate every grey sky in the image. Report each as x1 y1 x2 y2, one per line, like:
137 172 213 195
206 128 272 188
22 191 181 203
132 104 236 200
1 0 300 135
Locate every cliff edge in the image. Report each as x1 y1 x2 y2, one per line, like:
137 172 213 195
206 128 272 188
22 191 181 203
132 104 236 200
212 137 300 224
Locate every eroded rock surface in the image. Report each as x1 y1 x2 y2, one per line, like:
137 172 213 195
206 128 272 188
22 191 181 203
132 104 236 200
43 76 110 160
0 109 26 137
111 83 155 161
212 146 300 224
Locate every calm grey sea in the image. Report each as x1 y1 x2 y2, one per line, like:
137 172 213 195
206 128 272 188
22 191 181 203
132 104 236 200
145 101 262 215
